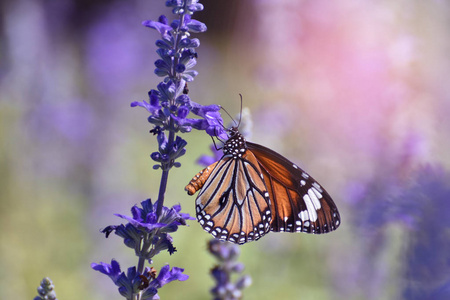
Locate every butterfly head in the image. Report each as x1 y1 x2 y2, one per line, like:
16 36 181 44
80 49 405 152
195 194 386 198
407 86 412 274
223 127 247 158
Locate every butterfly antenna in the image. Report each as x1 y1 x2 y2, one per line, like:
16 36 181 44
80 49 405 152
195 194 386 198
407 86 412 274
220 106 237 127
237 94 243 128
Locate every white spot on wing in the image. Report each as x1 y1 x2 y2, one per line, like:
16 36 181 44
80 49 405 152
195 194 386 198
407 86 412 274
303 194 318 222
312 182 323 193
311 186 323 199
298 210 309 221
308 188 322 210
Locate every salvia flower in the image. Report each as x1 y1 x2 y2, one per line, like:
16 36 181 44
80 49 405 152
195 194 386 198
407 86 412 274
131 0 226 171
91 259 188 300
208 239 252 300
93 1 225 299
33 277 58 300
100 199 194 263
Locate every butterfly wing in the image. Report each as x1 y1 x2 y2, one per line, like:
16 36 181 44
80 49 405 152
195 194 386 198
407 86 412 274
186 151 272 244
247 142 341 234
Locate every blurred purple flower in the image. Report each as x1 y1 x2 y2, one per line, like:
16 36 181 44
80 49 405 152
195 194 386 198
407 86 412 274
29 100 95 144
208 239 251 300
197 144 222 167
398 165 450 299
85 3 150 96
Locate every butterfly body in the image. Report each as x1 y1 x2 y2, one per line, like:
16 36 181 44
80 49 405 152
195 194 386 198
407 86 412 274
186 127 340 244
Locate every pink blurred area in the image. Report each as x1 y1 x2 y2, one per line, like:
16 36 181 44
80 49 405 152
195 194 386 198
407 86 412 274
232 1 448 178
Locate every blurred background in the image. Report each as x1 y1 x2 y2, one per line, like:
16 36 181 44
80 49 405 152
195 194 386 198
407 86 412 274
1 0 450 299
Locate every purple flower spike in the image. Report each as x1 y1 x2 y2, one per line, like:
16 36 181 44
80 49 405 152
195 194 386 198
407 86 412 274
133 0 224 171
208 239 252 299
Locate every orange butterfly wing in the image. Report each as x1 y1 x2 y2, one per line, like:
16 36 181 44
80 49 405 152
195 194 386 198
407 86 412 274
186 151 272 244
247 142 341 234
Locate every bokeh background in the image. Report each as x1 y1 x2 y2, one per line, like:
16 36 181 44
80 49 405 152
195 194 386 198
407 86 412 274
1 0 450 299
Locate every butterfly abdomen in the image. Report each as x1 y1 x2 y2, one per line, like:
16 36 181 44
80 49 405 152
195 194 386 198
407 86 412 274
185 161 218 195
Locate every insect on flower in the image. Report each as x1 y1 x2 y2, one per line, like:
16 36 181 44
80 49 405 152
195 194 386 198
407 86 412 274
186 107 341 245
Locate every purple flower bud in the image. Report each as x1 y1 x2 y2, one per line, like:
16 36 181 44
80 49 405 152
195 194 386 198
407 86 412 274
179 38 191 47
151 152 161 162
187 3 204 13
158 15 169 25
155 39 172 50
175 63 186 73
189 38 200 48
176 94 190 105
177 106 189 119
142 19 172 36
184 15 207 33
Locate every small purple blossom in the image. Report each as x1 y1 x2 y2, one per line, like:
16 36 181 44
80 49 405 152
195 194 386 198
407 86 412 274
115 199 193 233
91 260 188 300
153 265 189 288
91 259 122 283
102 199 193 262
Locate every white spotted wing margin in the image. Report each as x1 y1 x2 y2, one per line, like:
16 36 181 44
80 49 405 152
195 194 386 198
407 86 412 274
194 151 272 245
246 142 341 235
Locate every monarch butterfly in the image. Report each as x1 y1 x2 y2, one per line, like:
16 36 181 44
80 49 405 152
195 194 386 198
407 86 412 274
185 125 341 245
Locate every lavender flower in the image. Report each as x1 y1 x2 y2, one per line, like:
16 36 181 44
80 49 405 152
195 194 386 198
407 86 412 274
103 199 193 260
208 239 252 300
92 199 193 298
34 277 58 300
130 0 226 220
91 260 188 300
92 1 224 299
132 0 226 172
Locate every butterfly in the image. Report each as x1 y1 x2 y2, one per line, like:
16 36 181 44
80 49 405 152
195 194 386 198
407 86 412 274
185 126 341 245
